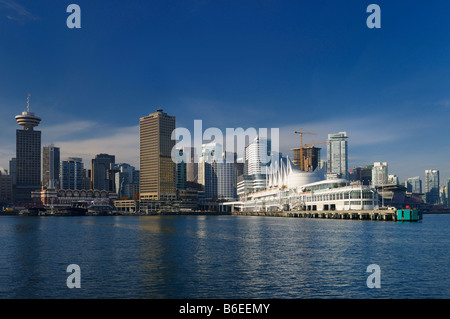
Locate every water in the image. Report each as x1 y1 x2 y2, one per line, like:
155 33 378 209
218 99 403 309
0 214 449 299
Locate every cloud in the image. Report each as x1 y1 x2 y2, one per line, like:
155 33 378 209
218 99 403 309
42 120 99 142
276 115 418 155
0 0 39 23
436 99 450 109
54 125 140 169
0 116 140 171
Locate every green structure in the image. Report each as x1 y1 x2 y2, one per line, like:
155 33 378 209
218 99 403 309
397 208 422 221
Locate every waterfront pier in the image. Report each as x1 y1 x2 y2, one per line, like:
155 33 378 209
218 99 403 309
232 209 398 221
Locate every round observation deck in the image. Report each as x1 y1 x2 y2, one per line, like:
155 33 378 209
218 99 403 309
15 111 41 130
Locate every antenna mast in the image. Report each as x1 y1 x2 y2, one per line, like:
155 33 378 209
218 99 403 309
27 93 31 112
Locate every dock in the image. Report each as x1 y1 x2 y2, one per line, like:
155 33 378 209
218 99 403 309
233 209 400 221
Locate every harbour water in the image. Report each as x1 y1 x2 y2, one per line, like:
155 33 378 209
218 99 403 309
0 214 449 299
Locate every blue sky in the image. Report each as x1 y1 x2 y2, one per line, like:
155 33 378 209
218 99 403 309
0 0 449 184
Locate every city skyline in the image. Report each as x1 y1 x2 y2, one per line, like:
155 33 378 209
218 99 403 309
1 1 450 184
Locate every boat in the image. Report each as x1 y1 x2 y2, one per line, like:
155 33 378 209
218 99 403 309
19 208 40 216
87 204 115 216
55 202 88 216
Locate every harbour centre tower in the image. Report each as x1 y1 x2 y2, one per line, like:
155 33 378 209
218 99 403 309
15 96 42 204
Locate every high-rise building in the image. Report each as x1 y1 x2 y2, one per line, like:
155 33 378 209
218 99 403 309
184 146 198 183
15 96 42 203
405 176 422 194
114 163 136 199
233 159 244 190
0 170 13 205
217 152 236 201
91 153 115 191
425 169 440 205
291 146 321 172
439 185 447 207
372 162 388 186
197 144 237 202
445 178 450 208
42 144 60 189
61 157 84 190
198 143 221 201
9 158 17 186
350 165 373 185
360 165 373 185
175 148 187 192
326 132 348 179
388 174 399 185
237 138 273 198
245 136 271 175
139 109 176 201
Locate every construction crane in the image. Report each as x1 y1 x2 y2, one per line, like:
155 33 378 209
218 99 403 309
304 140 329 147
302 141 329 172
294 129 318 171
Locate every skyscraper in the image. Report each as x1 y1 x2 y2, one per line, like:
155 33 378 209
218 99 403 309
114 163 136 198
198 143 221 201
42 144 60 189
140 109 176 201
372 162 388 186
91 153 115 191
326 132 348 179
184 146 198 183
61 157 84 190
291 146 321 172
405 176 422 193
425 169 440 205
15 95 42 203
217 153 236 201
0 171 13 205
175 148 187 192
245 136 271 175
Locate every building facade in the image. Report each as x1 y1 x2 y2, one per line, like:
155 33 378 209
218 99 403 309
175 148 187 192
91 154 115 191
372 162 388 186
139 109 176 201
425 169 440 205
32 188 118 207
228 157 378 213
0 172 13 205
197 143 220 202
184 146 198 183
326 132 348 179
405 176 422 194
42 144 60 189
114 163 137 199
291 146 321 172
15 103 42 204
245 136 271 175
61 157 84 190
217 156 236 201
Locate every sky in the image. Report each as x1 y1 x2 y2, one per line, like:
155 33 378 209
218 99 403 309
0 0 449 184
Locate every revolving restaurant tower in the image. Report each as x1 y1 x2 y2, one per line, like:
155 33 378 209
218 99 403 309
15 95 42 204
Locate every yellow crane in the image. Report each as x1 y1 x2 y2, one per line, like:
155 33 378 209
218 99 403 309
304 140 329 147
302 140 329 172
294 129 318 171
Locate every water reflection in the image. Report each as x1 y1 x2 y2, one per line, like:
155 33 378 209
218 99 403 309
0 215 449 298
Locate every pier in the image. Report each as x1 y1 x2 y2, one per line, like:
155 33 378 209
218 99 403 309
233 209 398 221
